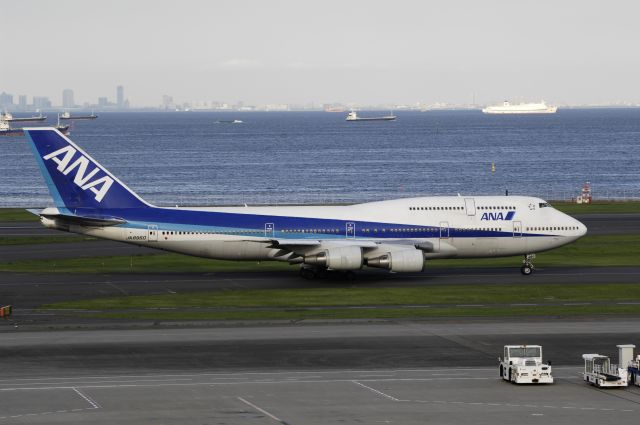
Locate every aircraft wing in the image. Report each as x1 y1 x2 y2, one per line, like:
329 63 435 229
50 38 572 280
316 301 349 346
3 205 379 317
268 239 379 249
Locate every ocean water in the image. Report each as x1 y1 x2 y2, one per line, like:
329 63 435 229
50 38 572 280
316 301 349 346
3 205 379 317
1 109 639 207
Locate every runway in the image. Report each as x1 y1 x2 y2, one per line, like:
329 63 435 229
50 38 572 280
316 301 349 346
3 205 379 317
1 322 639 424
2 266 640 312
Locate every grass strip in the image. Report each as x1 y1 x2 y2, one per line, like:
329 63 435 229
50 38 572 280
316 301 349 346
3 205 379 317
0 209 38 222
431 233 640 268
0 236 97 246
0 254 291 273
43 283 640 310
552 201 640 215
81 304 640 321
2 234 639 273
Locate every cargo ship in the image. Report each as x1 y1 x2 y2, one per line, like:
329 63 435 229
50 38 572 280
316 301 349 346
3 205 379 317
345 111 396 121
0 120 24 136
0 111 47 122
59 111 98 120
482 101 557 114
1 121 69 136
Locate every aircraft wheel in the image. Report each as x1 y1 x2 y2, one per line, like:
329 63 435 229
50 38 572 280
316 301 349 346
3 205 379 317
521 265 533 275
344 271 357 281
299 268 316 280
500 365 503 378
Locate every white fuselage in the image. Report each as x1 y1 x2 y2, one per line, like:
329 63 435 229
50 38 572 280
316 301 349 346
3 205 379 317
48 195 587 265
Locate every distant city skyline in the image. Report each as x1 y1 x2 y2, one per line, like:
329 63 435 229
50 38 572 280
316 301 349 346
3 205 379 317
0 85 130 110
2 0 640 107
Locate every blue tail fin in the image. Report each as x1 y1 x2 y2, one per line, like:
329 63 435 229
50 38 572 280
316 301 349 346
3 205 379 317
24 128 151 210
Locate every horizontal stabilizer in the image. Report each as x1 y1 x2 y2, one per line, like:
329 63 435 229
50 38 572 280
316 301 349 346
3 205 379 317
40 211 126 227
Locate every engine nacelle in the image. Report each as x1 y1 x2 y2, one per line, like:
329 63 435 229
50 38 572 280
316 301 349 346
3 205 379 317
304 246 363 270
367 249 425 272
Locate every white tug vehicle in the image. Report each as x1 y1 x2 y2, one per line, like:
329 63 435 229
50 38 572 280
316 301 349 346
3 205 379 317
499 345 553 384
629 353 640 387
582 344 635 388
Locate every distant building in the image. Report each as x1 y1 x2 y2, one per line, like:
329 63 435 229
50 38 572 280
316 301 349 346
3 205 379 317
162 94 174 110
62 89 75 108
98 97 109 107
33 96 52 109
0 92 14 107
263 104 290 112
18 95 27 109
116 85 124 108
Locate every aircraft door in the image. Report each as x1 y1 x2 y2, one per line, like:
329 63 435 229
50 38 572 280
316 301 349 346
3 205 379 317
464 198 476 216
346 222 355 239
439 221 449 239
265 223 274 238
147 225 158 242
513 221 522 238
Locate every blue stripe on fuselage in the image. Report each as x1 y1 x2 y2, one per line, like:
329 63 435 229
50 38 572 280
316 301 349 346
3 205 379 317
80 206 553 239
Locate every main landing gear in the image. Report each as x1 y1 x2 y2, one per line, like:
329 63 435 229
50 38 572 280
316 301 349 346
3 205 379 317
521 254 536 275
299 266 356 281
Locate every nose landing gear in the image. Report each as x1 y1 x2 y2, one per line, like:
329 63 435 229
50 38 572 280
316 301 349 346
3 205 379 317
521 254 535 275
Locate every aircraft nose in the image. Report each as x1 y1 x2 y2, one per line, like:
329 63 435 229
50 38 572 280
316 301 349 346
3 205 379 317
576 219 588 237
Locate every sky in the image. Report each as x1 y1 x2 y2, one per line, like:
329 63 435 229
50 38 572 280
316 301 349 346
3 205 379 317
2 0 639 106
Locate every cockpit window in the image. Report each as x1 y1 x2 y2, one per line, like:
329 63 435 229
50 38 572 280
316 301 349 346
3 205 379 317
539 202 551 208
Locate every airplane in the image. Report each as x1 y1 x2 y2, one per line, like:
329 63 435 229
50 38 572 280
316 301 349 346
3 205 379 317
22 128 587 279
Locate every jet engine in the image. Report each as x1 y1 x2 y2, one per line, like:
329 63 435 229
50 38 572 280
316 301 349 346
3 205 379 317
367 249 425 272
304 246 363 270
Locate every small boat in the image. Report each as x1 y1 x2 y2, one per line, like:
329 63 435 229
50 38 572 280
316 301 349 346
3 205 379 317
1 110 47 122
55 114 71 135
59 110 98 120
216 119 243 124
0 120 24 136
56 124 70 135
345 110 396 121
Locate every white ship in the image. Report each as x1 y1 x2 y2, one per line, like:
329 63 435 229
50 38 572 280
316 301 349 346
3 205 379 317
482 101 557 114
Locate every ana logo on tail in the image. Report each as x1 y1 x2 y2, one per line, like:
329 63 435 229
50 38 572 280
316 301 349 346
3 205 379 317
43 145 114 202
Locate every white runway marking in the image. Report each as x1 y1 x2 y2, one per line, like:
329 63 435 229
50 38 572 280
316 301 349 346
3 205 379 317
0 388 100 422
351 381 403 401
72 387 101 409
238 396 287 424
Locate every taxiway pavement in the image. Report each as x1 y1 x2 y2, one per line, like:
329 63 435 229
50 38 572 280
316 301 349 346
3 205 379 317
1 322 639 424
